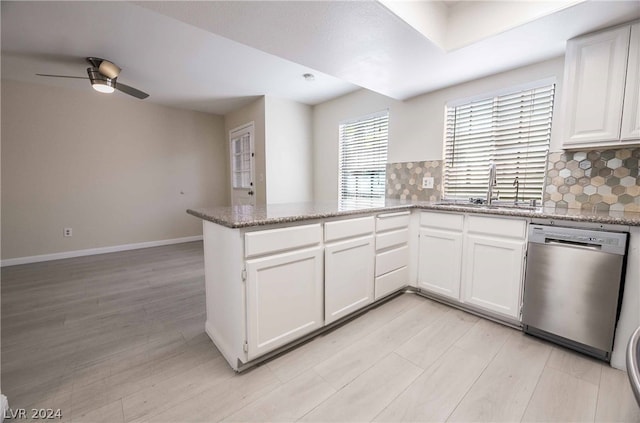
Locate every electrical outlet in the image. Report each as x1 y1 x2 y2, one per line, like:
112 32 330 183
63 228 73 237
422 177 434 189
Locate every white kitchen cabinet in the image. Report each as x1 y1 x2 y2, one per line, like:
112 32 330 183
203 207 531 371
622 23 640 141
462 216 527 319
202 221 325 370
245 246 323 359
417 212 464 300
374 211 411 299
562 22 640 147
325 236 375 324
324 216 375 324
417 212 526 321
417 227 463 299
243 223 323 360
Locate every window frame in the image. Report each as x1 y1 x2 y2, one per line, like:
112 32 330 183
443 78 556 203
338 110 390 208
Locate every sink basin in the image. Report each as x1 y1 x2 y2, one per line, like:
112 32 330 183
486 204 539 211
434 201 538 211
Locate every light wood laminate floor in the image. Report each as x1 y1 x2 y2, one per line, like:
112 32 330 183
2 241 639 422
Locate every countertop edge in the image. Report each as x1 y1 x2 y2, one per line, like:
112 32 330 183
187 204 415 228
418 205 640 226
187 204 640 228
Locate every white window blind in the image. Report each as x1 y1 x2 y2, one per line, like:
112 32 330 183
339 111 389 207
444 83 555 202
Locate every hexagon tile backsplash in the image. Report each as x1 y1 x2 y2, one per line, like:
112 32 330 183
544 148 640 213
385 160 443 202
385 148 640 212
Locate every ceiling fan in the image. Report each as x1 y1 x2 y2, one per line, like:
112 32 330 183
37 57 149 99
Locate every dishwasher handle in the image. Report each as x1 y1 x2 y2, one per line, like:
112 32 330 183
545 238 602 251
627 326 640 406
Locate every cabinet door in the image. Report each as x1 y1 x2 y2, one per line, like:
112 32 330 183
462 234 525 319
246 246 323 360
325 236 375 324
621 23 640 141
562 25 630 146
417 227 463 300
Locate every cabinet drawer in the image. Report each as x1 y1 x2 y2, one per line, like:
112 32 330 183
467 215 526 239
376 211 410 232
325 216 375 242
375 266 409 300
245 224 322 258
420 211 464 231
376 228 409 251
376 245 409 277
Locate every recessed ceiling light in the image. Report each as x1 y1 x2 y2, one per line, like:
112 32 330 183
303 73 315 81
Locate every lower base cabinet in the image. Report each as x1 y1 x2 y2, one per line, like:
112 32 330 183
417 211 465 300
417 227 463 300
374 211 411 299
417 212 527 321
245 246 324 360
462 234 525 319
204 209 528 371
325 236 375 324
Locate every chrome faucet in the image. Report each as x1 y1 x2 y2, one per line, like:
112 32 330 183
486 162 498 205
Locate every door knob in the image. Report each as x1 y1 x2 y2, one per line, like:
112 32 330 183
248 190 254 196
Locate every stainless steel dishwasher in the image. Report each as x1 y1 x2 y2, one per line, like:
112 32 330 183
522 224 628 361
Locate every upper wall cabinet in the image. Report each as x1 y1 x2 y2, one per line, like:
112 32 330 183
562 22 640 148
621 23 640 141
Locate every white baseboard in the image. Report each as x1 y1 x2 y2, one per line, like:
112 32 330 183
0 394 8 423
1 235 203 267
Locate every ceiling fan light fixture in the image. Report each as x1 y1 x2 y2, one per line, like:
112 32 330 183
98 60 121 79
92 81 115 94
38 59 148 99
87 67 115 94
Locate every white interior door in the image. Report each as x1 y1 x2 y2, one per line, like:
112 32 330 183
230 123 255 206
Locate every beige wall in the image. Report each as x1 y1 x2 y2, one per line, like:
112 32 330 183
1 79 227 260
313 89 400 201
312 56 565 201
265 96 313 203
225 96 313 204
225 97 266 205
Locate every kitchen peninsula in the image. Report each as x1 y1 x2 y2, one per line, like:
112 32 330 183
187 200 640 372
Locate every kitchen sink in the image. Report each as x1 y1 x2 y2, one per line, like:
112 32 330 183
434 201 539 211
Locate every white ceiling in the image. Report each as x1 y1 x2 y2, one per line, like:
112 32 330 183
2 1 639 115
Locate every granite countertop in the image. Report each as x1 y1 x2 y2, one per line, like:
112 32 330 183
187 200 415 228
187 199 640 228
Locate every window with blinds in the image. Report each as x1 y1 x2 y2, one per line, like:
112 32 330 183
339 111 389 208
444 83 555 202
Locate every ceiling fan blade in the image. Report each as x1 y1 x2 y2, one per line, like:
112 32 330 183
115 82 149 99
36 73 88 79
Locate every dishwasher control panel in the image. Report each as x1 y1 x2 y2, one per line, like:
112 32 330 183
529 225 628 255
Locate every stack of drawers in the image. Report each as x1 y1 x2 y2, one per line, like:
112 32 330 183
375 211 411 299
